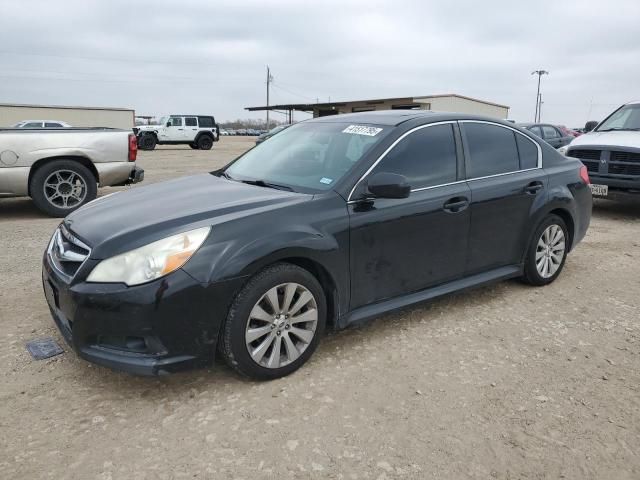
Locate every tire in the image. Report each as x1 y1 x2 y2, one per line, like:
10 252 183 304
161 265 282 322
197 135 213 150
30 160 97 217
522 214 569 286
189 143 199 149
220 263 326 380
138 134 156 150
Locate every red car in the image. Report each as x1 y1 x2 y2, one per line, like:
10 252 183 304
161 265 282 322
558 125 581 137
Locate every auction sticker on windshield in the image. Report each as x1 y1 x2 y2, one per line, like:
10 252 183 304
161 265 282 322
342 125 383 136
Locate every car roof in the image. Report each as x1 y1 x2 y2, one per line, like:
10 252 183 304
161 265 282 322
307 110 514 127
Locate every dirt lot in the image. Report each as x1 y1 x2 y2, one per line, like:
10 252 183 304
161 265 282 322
1 136 639 479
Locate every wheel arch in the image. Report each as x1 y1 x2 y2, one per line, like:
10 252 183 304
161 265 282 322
548 207 575 251
28 156 99 196
195 131 214 142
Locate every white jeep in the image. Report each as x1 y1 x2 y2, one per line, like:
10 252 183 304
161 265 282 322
135 115 220 150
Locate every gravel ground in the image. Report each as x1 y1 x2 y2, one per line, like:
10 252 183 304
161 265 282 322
1 136 639 479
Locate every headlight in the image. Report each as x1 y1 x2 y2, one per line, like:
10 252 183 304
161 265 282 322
558 145 569 156
87 226 210 286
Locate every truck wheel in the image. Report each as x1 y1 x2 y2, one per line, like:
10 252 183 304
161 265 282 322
197 135 213 150
139 134 156 151
30 160 97 217
189 143 199 149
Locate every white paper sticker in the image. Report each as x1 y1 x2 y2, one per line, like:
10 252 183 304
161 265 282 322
342 125 383 136
320 177 333 185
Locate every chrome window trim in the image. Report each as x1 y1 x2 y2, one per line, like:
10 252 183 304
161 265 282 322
458 120 543 169
347 121 457 201
347 120 543 202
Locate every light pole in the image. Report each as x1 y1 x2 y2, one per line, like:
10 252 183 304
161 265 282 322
531 70 549 122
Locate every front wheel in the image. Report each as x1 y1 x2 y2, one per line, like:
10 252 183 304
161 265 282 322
220 263 326 380
30 160 97 216
522 214 569 286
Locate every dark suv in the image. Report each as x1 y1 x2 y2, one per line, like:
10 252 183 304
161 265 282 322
43 111 592 379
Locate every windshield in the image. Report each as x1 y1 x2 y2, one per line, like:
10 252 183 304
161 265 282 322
157 116 168 126
596 104 640 131
225 122 390 193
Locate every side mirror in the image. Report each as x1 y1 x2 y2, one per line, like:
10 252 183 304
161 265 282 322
366 172 411 199
584 120 598 132
166 122 171 127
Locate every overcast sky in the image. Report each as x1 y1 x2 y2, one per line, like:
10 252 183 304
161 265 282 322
1 0 638 126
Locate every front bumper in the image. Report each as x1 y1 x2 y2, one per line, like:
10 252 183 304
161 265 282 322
42 252 245 375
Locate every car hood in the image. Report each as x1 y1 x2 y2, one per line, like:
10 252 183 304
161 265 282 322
567 130 640 149
64 174 310 259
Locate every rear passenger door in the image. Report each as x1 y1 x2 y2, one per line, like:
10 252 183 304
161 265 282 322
184 117 199 141
460 121 545 275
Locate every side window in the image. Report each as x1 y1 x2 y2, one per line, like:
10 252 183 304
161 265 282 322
198 116 214 128
45 122 62 128
168 117 183 127
372 124 457 189
515 133 539 169
542 125 560 139
24 122 43 128
464 123 520 178
185 117 198 127
528 126 543 138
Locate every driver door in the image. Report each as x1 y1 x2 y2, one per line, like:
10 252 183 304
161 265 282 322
348 122 471 309
161 116 184 141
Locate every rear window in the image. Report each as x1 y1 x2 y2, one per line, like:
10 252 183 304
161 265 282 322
515 134 539 169
198 116 215 128
185 117 198 127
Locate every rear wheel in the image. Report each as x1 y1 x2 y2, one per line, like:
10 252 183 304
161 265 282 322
522 214 569 286
138 134 156 150
197 135 213 150
220 263 326 380
30 160 97 216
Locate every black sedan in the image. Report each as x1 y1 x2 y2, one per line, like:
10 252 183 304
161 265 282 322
518 123 574 149
43 111 592 379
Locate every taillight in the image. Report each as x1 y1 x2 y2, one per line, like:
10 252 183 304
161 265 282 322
128 133 137 162
579 164 590 184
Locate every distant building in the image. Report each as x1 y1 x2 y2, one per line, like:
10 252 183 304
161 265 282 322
246 94 509 122
0 103 135 129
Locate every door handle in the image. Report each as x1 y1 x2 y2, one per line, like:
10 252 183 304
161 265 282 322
443 197 469 213
524 181 543 195
177 128 184 131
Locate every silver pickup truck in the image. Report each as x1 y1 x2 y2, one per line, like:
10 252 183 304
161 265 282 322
0 128 143 216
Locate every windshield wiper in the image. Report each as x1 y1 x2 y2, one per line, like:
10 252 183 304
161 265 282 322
218 171 235 181
239 179 294 191
597 127 640 132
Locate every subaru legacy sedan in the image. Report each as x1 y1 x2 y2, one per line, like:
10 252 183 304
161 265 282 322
42 111 592 379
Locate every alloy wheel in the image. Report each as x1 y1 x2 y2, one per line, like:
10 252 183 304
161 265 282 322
43 170 88 209
245 282 318 369
535 224 565 278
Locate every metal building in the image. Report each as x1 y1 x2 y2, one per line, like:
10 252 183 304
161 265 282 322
0 103 135 129
246 94 510 122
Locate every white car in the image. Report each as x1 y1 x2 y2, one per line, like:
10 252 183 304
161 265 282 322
560 100 640 200
134 115 220 150
11 120 72 128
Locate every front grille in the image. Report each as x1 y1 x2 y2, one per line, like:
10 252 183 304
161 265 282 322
608 163 640 176
568 149 602 161
582 160 599 173
48 225 91 279
611 151 640 163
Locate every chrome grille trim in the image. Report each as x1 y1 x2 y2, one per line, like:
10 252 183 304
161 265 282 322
47 225 91 281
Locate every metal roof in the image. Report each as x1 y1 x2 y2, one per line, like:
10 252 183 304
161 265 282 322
245 93 510 112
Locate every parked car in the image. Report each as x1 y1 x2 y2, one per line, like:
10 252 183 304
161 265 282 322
560 100 640 200
558 125 581 138
219 129 229 136
10 120 72 128
0 128 142 216
135 115 220 150
236 128 247 136
255 124 290 145
42 111 591 378
518 123 574 149
226 129 236 136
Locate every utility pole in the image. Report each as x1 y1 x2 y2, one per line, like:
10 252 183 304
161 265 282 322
531 70 549 122
266 66 273 129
